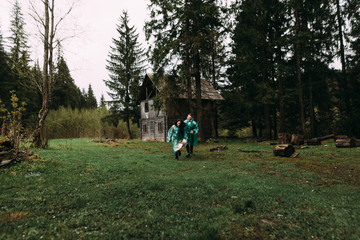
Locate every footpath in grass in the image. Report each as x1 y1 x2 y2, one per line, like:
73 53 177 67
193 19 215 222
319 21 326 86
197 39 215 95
1 138 360 239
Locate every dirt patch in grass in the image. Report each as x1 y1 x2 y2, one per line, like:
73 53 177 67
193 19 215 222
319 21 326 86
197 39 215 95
226 153 360 188
222 222 272 240
91 139 138 147
0 212 29 222
254 156 360 187
274 156 360 187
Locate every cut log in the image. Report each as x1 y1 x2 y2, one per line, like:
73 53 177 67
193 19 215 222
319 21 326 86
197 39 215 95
0 151 10 156
306 138 321 145
0 159 14 167
334 135 349 141
291 134 304 146
336 138 354 148
317 134 334 141
278 133 291 144
273 144 295 157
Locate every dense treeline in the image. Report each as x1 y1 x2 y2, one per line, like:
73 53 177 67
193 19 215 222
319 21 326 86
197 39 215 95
1 0 360 140
221 0 360 139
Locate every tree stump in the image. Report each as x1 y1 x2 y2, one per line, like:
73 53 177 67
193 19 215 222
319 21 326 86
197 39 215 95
336 138 354 148
278 133 291 144
307 138 321 145
291 134 304 146
273 144 295 157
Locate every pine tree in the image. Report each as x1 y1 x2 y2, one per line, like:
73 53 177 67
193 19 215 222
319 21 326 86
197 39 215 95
105 11 145 139
0 27 15 106
145 0 223 140
8 1 42 127
100 94 106 109
9 0 32 79
52 56 83 110
86 84 97 109
347 0 360 136
227 0 286 139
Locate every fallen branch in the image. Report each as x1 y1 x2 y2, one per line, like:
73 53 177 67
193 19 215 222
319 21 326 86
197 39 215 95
237 148 265 153
317 134 335 141
210 145 228 152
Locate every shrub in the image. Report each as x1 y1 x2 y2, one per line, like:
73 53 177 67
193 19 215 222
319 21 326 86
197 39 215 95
44 107 140 139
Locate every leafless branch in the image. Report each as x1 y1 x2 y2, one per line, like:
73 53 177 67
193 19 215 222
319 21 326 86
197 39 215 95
28 1 45 27
54 2 75 34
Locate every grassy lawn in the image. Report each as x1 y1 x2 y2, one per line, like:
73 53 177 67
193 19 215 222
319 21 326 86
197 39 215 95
1 138 360 239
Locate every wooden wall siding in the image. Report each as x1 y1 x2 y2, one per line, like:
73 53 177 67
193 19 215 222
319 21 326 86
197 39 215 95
140 100 165 120
140 117 166 141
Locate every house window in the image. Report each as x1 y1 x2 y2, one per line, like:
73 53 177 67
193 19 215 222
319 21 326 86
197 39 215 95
143 124 148 133
144 102 149 112
158 122 163 133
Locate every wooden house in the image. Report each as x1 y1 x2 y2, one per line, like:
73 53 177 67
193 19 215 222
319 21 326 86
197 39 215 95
138 73 224 141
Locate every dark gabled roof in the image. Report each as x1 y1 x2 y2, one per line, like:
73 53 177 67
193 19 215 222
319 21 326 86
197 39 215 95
138 73 224 102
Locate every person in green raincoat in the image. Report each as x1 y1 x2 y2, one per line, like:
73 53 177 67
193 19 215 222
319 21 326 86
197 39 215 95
167 120 187 160
184 113 198 157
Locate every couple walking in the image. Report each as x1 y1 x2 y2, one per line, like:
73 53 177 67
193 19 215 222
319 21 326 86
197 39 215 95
166 113 198 160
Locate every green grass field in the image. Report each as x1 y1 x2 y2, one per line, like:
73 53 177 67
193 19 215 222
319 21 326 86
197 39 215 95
1 138 360 239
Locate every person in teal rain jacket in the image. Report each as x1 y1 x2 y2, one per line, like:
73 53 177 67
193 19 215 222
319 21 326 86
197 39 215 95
184 113 198 157
167 120 187 160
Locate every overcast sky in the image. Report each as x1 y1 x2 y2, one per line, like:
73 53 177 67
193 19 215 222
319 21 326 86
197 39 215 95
0 0 150 102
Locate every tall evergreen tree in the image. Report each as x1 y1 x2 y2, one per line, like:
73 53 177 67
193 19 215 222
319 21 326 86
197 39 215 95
52 56 84 110
145 0 223 140
8 0 42 127
0 27 15 106
9 0 32 80
86 84 97 109
105 11 145 139
347 0 360 136
227 0 286 139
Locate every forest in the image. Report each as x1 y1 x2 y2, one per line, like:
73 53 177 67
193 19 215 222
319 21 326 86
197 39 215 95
0 0 360 146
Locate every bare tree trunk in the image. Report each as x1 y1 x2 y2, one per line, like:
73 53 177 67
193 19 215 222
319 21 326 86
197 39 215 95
295 8 307 138
214 103 219 138
308 74 317 137
184 0 193 114
1 121 6 136
31 0 73 147
194 51 203 141
264 104 271 140
336 0 354 136
126 117 132 140
336 0 347 76
258 115 263 137
277 56 285 133
251 120 257 138
33 0 51 147
272 106 278 140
